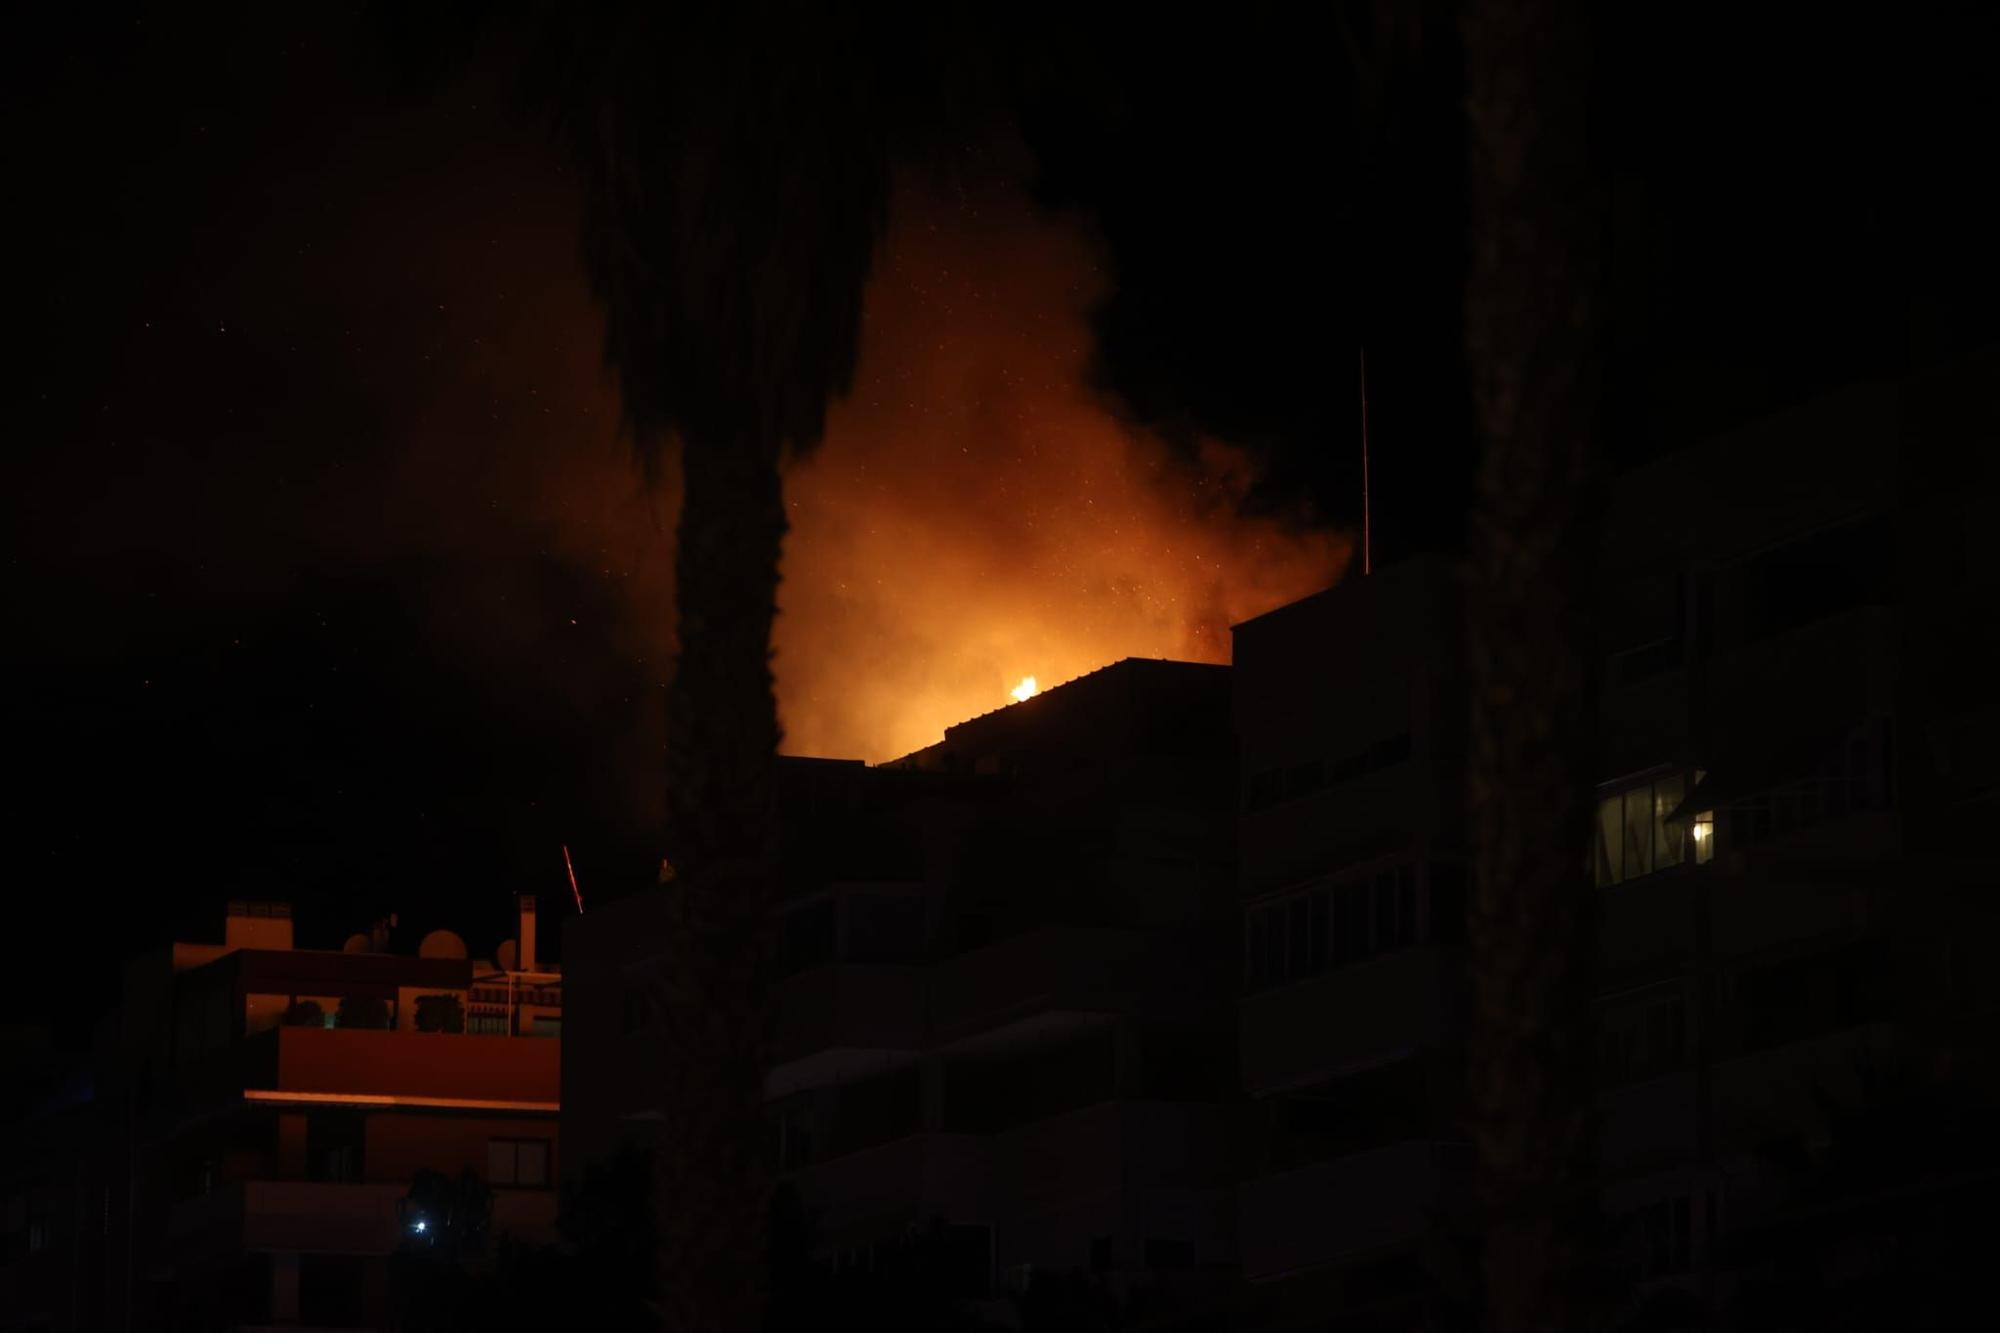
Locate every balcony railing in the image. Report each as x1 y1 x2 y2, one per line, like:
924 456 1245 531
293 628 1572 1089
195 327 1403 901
1239 946 1462 1096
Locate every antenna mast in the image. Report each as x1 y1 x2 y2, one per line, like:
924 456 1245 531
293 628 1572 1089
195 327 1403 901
562 844 585 914
1359 346 1373 575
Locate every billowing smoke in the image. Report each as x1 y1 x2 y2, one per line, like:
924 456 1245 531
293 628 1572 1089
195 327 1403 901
776 173 1350 761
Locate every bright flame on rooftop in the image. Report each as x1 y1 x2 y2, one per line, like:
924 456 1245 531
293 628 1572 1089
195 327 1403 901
1010 676 1039 704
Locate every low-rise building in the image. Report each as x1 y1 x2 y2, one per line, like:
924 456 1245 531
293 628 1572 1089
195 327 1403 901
2 899 562 1331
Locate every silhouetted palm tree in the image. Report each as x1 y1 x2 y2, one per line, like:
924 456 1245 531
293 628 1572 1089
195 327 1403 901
534 5 1020 1326
1459 0 1610 1329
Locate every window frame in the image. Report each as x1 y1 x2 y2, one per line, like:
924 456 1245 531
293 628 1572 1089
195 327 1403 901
1593 766 1711 888
1243 857 1449 994
487 1136 553 1189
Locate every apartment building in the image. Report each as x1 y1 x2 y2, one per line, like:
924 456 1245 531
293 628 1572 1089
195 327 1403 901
1 899 562 1331
1229 348 2000 1328
565 658 1243 1325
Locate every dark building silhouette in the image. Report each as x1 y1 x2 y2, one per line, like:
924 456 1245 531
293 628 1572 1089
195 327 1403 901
565 659 1245 1321
565 350 2000 1329
1229 347 2000 1328
1230 552 1477 1324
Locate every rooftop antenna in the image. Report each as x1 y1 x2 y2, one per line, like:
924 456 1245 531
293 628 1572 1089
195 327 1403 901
1359 346 1373 576
562 844 585 914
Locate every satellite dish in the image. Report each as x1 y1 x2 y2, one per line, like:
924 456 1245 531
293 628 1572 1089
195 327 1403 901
496 939 518 971
342 934 370 953
417 929 468 960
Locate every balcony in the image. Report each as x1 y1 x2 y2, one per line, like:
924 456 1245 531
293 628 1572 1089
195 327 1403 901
787 1131 990 1244
1239 947 1462 1095
768 963 926 1094
1709 1020 1902 1154
930 926 1190 1041
261 1026 560 1105
1239 1140 1471 1281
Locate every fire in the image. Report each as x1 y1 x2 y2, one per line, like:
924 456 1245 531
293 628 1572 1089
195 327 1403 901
773 168 1351 762
1010 676 1039 704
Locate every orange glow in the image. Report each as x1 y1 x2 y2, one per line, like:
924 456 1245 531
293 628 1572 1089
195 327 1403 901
245 1089 558 1113
1010 676 1040 704
775 171 1351 761
365 147 1350 783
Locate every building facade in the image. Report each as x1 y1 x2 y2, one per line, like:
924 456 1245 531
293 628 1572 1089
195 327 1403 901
566 659 1244 1324
2 899 562 1332
1229 349 2000 1328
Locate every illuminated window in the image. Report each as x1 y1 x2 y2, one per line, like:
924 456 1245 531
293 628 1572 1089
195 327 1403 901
1594 769 1709 886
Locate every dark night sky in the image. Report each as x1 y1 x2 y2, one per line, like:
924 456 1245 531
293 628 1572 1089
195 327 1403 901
6 2 1994 1046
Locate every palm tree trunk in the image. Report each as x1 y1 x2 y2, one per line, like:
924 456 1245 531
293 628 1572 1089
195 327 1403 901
1460 0 1608 1328
653 429 786 1332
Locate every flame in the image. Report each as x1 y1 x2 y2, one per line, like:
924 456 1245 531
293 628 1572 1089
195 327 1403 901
774 168 1351 762
1010 676 1039 704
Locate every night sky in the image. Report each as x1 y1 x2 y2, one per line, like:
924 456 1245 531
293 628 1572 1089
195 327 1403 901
7 2 1994 1046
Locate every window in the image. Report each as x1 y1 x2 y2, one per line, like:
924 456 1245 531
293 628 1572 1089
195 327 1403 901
306 1112 364 1183
1594 770 1707 887
1244 860 1435 992
529 1015 561 1039
488 1138 550 1188
468 1013 508 1036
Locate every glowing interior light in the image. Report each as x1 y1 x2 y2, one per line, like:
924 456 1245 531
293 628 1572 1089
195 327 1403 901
411 1219 428 1234
1010 676 1039 704
1691 813 1715 864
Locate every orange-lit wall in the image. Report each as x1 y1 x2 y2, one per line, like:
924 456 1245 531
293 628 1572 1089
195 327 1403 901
271 1027 559 1103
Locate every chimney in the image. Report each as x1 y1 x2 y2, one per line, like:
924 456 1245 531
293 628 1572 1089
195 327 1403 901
518 894 537 973
225 901 294 952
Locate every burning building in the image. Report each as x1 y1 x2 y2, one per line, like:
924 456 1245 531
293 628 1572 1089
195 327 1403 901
563 348 2000 1329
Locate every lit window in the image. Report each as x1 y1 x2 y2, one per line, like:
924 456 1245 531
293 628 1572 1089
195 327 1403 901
1691 812 1715 864
1595 769 1707 886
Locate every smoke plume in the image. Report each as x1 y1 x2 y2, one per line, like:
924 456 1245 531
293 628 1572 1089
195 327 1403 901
776 173 1350 760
